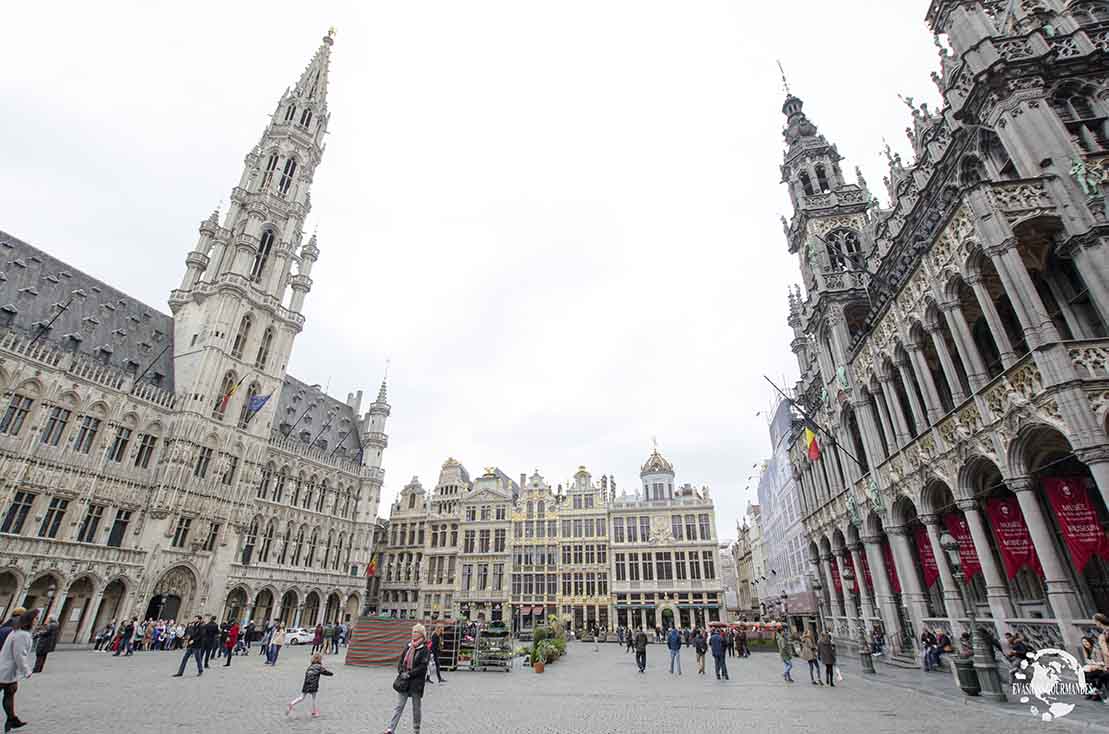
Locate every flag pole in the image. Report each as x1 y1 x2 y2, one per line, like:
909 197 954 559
762 375 862 469
129 342 172 391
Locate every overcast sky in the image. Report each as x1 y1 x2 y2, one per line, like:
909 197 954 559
1 1 939 538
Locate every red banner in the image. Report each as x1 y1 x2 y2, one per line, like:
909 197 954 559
841 553 858 593
942 513 982 579
860 550 874 591
829 556 842 596
882 539 901 593
1043 477 1109 573
913 525 940 589
985 496 1043 579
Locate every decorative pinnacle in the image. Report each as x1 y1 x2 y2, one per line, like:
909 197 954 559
777 60 791 96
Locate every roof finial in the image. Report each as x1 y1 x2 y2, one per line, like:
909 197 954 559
328 26 337 39
777 60 791 96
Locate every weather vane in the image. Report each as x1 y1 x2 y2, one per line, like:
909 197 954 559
328 26 337 38
777 60 791 96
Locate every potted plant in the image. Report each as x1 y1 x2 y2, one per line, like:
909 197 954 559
532 640 550 673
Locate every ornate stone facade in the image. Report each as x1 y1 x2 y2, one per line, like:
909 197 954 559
0 32 387 642
374 451 724 634
781 1 1109 658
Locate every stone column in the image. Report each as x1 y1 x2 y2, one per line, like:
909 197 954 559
294 604 304 628
862 534 905 655
1009 478 1085 631
76 587 105 645
921 514 966 633
1077 447 1109 512
878 375 912 448
907 343 945 423
926 323 967 404
988 244 1062 349
1067 239 1109 324
895 357 928 434
872 388 898 458
886 526 929 645
820 553 844 619
854 398 886 467
967 274 1017 368
849 543 877 618
955 499 1016 625
45 590 68 623
941 301 989 392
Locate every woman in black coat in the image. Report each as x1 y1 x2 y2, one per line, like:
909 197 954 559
384 624 429 734
427 626 446 683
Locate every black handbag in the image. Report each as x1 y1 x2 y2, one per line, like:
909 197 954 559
392 673 409 693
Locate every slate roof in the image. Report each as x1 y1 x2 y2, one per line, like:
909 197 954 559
0 230 175 389
273 374 363 461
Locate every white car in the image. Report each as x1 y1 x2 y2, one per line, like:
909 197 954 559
285 627 315 645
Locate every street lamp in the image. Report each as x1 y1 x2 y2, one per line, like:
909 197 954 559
938 529 1006 701
808 572 825 636
840 565 875 674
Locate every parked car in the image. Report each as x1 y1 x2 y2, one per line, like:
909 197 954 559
285 627 315 645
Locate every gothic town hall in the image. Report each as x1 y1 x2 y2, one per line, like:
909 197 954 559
0 32 388 642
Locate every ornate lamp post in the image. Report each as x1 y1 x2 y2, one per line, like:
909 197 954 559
840 565 875 674
808 572 825 636
938 530 1006 701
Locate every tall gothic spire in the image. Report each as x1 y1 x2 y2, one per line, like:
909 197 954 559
282 30 335 120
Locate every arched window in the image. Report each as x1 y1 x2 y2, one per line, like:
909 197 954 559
815 164 830 193
277 159 297 197
345 534 353 568
306 528 319 566
259 520 275 563
231 314 252 358
255 327 274 370
257 464 273 499
299 108 313 128
827 229 863 271
291 473 304 506
303 476 316 510
323 531 334 568
272 467 287 503
251 230 274 282
284 104 296 122
213 371 237 420
1052 82 1106 151
242 519 258 565
238 382 261 428
343 491 352 519
799 171 814 196
291 527 305 566
334 533 345 571
316 480 327 512
259 153 279 191
278 526 291 564
960 156 985 187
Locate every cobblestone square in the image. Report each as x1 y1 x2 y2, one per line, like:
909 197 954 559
14 643 1094 733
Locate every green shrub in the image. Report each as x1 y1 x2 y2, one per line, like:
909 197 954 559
550 638 566 655
533 626 549 643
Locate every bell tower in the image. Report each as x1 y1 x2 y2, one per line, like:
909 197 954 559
168 31 334 433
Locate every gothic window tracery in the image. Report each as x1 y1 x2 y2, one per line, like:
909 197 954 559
251 230 274 282
231 314 252 358
277 159 298 197
1051 82 1108 151
260 153 279 192
826 229 863 271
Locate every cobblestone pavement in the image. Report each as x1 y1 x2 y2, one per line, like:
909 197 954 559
13 643 1096 733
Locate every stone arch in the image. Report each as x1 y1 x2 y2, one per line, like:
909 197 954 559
279 588 299 626
224 585 250 622
147 564 199 622
253 586 277 624
830 528 847 553
845 522 861 546
324 591 342 624
1007 422 1073 479
14 377 45 398
303 589 322 627
920 478 958 516
818 534 832 557
344 591 361 622
59 575 98 642
0 569 23 621
56 388 81 410
890 494 919 527
90 577 128 637
864 509 885 537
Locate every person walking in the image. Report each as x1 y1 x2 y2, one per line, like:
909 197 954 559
427 626 446 684
726 629 735 658
31 617 57 674
223 622 240 667
172 617 205 677
666 625 682 675
311 624 324 655
709 627 729 680
634 627 648 673
777 629 794 683
693 630 707 675
201 616 220 669
625 628 634 655
384 624 429 734
267 625 286 666
243 620 255 651
0 610 36 733
113 617 135 657
738 627 749 657
800 630 821 685
817 632 837 687
287 652 333 718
